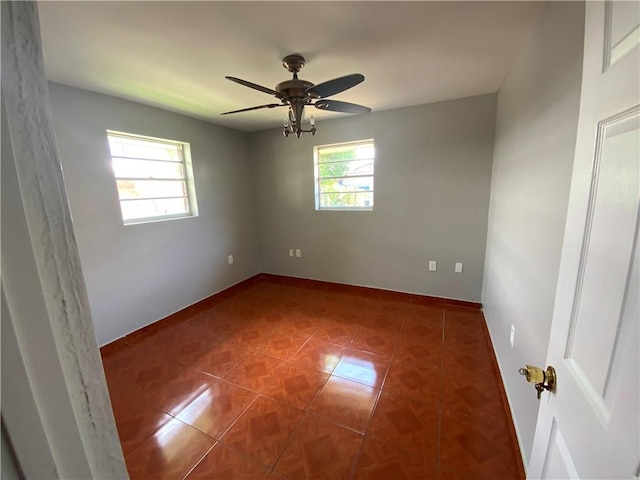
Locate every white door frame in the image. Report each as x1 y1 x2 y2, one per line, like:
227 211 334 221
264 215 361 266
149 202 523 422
1 3 127 478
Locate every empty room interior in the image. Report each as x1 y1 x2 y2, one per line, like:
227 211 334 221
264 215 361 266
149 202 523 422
2 1 639 479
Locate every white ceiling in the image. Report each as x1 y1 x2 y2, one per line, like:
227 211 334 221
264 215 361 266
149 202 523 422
37 1 544 132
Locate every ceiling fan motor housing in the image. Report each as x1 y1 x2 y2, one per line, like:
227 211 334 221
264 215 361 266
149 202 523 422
276 79 316 101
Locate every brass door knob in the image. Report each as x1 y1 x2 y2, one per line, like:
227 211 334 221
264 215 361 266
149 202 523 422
519 365 556 399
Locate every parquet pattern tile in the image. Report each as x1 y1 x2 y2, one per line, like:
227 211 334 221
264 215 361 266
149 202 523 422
367 391 439 459
263 363 329 410
273 414 363 479
353 436 437 479
311 376 380 433
113 406 173 458
332 348 390 388
124 418 214 480
185 443 270 479
383 360 441 404
350 327 396 357
260 333 309 360
220 395 302 467
223 351 286 393
175 380 257 439
293 338 346 373
101 278 523 479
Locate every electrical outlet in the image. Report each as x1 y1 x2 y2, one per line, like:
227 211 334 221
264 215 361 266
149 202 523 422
295 249 301 258
455 262 463 273
428 261 437 272
288 249 294 257
510 324 515 348
228 255 234 265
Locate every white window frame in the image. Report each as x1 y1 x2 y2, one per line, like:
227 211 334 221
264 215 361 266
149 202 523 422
313 139 375 211
107 131 199 225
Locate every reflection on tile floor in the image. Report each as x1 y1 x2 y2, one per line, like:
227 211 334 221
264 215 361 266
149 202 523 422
101 277 524 479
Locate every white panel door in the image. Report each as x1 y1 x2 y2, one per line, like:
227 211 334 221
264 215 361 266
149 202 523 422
528 2 640 479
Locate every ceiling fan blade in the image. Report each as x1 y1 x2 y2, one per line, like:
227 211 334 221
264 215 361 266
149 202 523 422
221 103 284 115
305 74 365 99
225 76 284 99
314 99 371 114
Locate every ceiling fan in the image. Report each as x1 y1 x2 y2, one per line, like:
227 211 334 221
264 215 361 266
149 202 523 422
221 54 371 137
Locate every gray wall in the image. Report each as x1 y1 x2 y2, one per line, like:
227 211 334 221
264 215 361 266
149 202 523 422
482 1 584 465
251 94 497 302
48 83 261 346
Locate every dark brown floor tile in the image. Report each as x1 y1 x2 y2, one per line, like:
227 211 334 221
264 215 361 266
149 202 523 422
443 348 497 380
162 334 216 366
439 410 520 479
263 363 329 411
186 314 236 341
353 436 437 479
114 406 173 458
333 304 369 325
293 338 345 374
350 327 396 357
394 337 443 367
107 357 183 414
265 472 289 480
367 391 439 460
375 293 413 308
359 309 404 333
101 341 147 376
189 341 249 377
150 366 217 417
103 279 521 480
176 380 258 439
221 395 302 468
108 380 157 418
332 348 390 388
227 323 278 350
100 336 130 359
312 321 361 346
105 355 181 392
382 360 441 404
438 463 522 480
404 304 445 323
126 322 194 360
125 418 215 480
401 318 444 341
224 351 286 392
280 313 320 336
185 443 270 480
273 414 363 479
311 376 379 433
443 328 491 351
253 311 287 332
260 333 309 360
441 374 505 416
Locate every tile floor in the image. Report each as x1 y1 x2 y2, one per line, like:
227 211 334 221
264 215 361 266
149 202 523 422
101 277 523 480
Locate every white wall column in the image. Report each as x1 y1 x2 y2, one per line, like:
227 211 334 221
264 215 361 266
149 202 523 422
1 2 127 478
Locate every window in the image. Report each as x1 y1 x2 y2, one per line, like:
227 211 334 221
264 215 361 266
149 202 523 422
107 131 198 224
314 139 375 211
